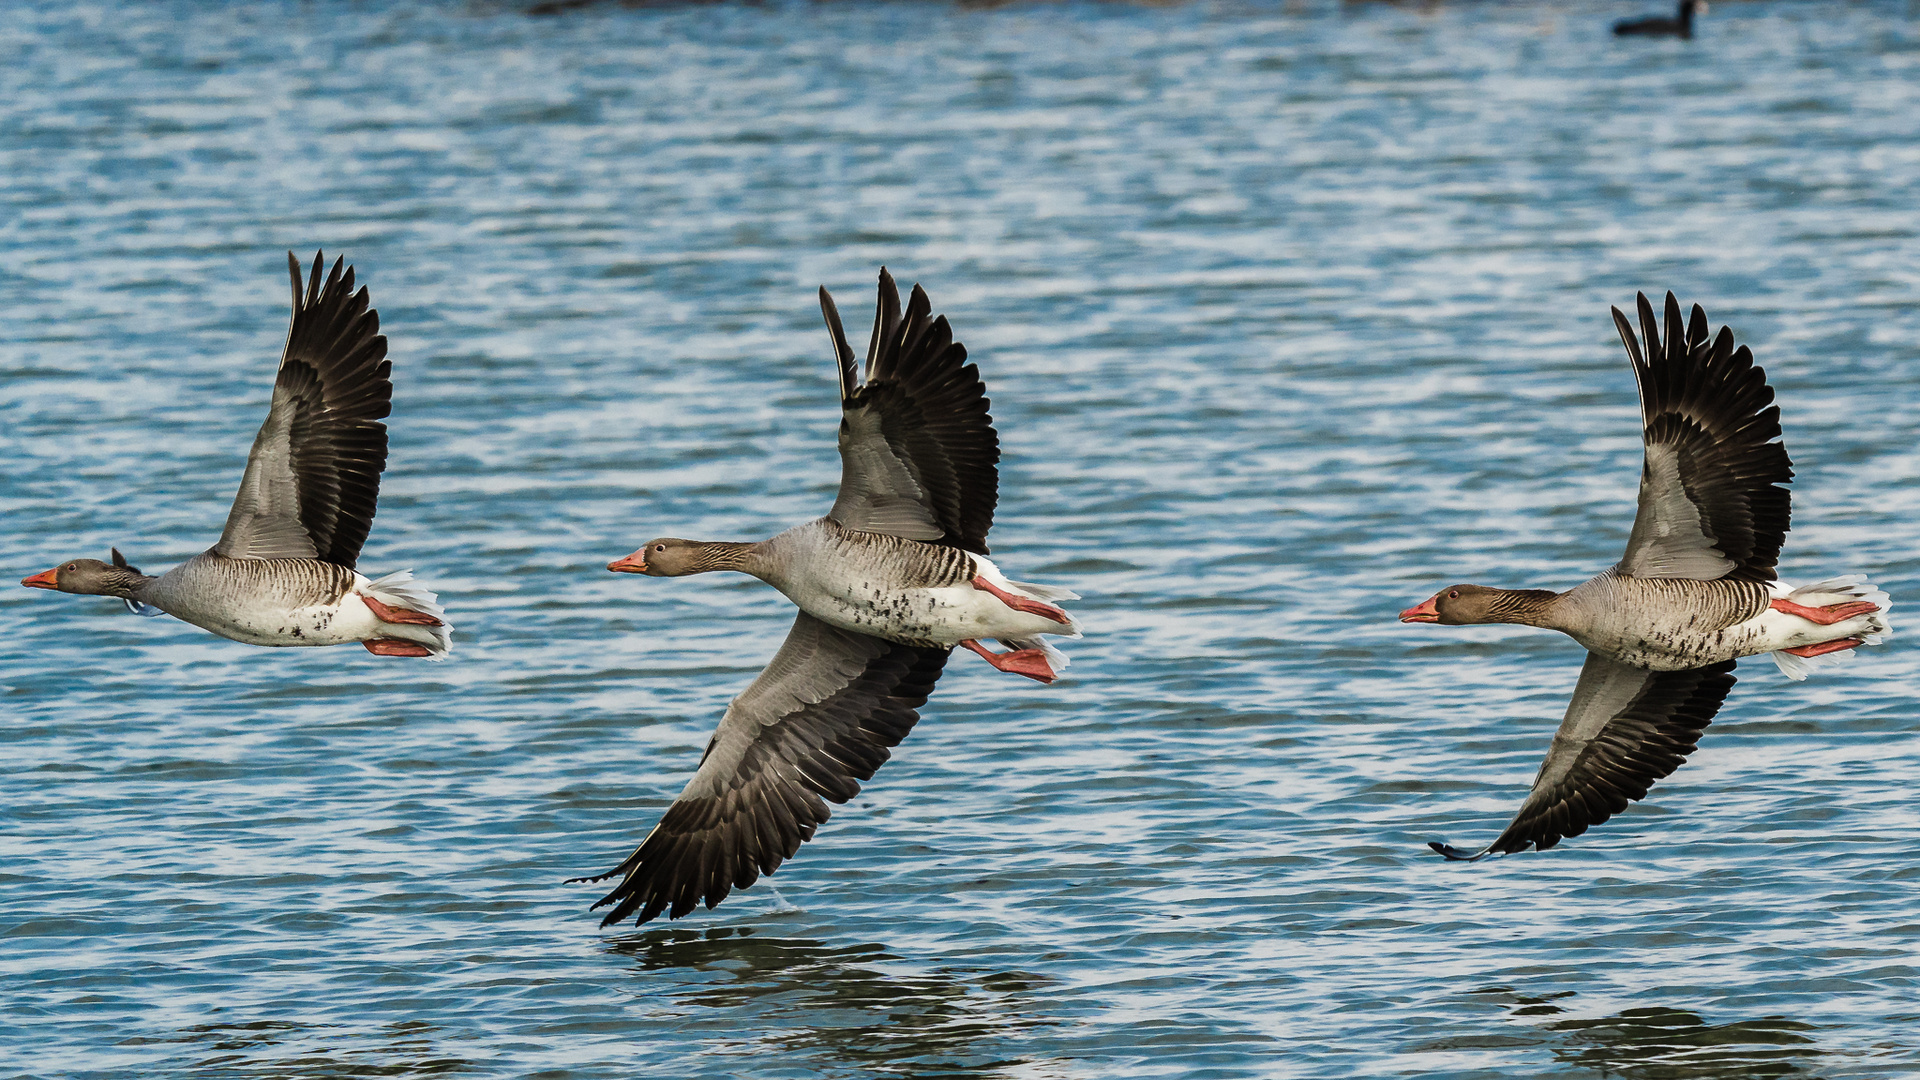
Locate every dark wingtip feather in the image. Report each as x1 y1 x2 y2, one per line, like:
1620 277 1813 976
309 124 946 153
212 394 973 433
564 865 626 888
819 286 857 402
1663 292 1685 365
1636 292 1660 363
1613 307 1645 368
868 267 901 378
1429 841 1498 862
306 249 325 308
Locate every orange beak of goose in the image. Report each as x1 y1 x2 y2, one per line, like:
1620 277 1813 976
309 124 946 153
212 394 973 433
607 551 648 574
1399 596 1441 623
21 568 58 590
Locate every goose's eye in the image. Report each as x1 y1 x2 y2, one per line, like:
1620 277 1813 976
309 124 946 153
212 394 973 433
1447 590 1459 599
654 544 666 552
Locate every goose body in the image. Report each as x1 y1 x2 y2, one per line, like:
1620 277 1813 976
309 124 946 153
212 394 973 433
1459 572 1888 672
21 252 451 660
577 269 1078 927
132 553 448 655
1401 292 1891 860
752 521 1077 649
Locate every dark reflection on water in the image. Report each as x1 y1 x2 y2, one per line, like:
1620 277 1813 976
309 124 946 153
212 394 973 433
1423 988 1840 1079
607 928 1059 1077
128 1020 472 1078
1546 1007 1824 1080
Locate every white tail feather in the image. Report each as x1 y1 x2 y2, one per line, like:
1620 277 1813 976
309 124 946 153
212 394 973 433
360 570 453 660
1005 578 1080 603
1771 647 1848 681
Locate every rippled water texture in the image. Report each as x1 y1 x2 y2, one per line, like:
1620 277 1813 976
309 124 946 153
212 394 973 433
5 1 1920 1076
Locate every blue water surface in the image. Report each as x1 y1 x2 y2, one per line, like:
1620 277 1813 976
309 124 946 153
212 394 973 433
4 1 1920 1077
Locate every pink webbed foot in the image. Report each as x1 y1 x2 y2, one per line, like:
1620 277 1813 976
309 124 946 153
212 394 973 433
361 593 444 627
970 576 1071 625
1781 638 1865 659
959 639 1056 684
365 638 433 658
1770 598 1880 626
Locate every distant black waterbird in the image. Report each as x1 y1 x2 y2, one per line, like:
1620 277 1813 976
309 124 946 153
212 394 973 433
1614 0 1707 39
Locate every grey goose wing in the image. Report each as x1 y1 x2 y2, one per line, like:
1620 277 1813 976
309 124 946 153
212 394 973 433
1430 653 1736 861
215 252 391 567
1615 292 1791 583
573 612 949 927
818 270 998 554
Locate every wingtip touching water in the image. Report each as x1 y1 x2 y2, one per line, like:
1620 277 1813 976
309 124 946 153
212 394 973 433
1428 841 1513 863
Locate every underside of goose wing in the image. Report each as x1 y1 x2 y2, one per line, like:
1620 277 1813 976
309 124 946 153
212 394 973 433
1615 292 1791 583
573 612 948 927
819 270 998 554
215 251 391 568
1430 653 1736 861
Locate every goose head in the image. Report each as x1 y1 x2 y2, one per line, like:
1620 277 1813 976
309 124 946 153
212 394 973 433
608 538 750 577
21 549 148 598
1400 584 1553 626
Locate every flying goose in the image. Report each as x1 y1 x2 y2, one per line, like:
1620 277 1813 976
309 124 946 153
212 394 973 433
21 252 450 659
1400 293 1889 860
573 269 1079 926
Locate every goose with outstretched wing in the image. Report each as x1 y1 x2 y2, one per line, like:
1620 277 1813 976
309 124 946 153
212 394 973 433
21 252 450 659
576 269 1079 927
1400 293 1888 860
